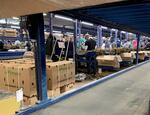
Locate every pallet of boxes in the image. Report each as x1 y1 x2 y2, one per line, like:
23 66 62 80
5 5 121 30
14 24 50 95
131 51 145 61
120 53 134 62
0 59 75 106
96 55 122 69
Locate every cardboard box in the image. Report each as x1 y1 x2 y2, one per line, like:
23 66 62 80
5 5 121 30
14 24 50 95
23 96 37 106
0 63 37 97
120 53 133 61
0 60 75 97
96 55 122 68
23 51 34 58
48 88 60 98
60 83 75 93
47 61 75 89
3 29 17 37
0 29 4 36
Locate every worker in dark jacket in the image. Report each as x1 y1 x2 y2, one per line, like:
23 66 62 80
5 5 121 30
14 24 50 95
0 40 4 51
45 34 56 59
85 37 96 51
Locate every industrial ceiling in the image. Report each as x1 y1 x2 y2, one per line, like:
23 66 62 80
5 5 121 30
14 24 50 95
55 1 150 37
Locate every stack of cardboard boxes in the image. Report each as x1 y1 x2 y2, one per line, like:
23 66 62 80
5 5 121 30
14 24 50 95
3 29 17 37
96 55 122 69
0 59 75 106
120 53 134 62
0 29 3 36
131 51 145 60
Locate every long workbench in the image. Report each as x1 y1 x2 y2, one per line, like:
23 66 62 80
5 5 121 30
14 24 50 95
31 61 150 115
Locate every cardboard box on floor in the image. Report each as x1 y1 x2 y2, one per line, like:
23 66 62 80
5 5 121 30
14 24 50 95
48 88 60 98
120 53 133 61
0 60 75 96
96 55 122 68
0 63 37 97
46 61 75 90
23 96 37 106
3 29 17 37
60 83 75 93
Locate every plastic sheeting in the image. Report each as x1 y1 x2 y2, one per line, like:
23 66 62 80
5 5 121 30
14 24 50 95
0 0 122 18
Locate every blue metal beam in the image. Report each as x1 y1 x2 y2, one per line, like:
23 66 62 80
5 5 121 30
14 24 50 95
27 13 48 101
136 34 140 64
97 26 100 47
73 19 78 61
49 13 53 34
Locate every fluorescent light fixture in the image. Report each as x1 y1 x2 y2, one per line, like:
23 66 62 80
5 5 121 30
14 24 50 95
65 26 73 29
66 32 73 35
43 13 47 16
111 28 116 31
101 26 108 30
128 32 133 35
10 21 20 25
11 25 20 29
0 19 6 24
121 31 126 34
81 21 94 26
54 15 73 22
53 30 62 33
12 17 19 20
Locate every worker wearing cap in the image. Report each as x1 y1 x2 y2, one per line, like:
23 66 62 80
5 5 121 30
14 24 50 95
85 36 96 51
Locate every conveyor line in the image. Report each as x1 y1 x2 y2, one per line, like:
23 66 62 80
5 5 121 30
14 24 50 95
30 61 150 115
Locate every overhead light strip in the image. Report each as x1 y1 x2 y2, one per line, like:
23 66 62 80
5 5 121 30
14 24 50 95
81 21 94 26
54 15 74 22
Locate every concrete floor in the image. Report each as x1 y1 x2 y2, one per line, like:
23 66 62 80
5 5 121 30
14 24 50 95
31 62 150 115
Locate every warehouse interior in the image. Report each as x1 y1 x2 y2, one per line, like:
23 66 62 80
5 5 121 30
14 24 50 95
0 0 150 115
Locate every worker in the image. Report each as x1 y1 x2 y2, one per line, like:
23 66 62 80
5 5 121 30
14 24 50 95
25 40 32 51
132 39 137 49
85 36 96 51
45 34 56 60
78 34 86 50
0 40 4 51
14 40 21 49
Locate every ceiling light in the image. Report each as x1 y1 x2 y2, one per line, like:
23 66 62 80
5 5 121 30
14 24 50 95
101 26 108 30
12 17 19 20
54 15 74 22
81 21 94 26
128 32 133 35
53 30 62 33
111 28 116 31
0 19 6 24
121 31 126 34
11 25 20 29
43 13 47 16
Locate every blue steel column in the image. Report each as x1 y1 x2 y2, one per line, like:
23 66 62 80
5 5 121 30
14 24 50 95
78 21 81 42
73 19 78 61
49 13 53 34
110 29 112 38
120 31 122 41
99 26 102 46
115 29 118 43
136 34 140 64
97 26 100 47
62 25 66 35
125 32 128 40
27 13 48 101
